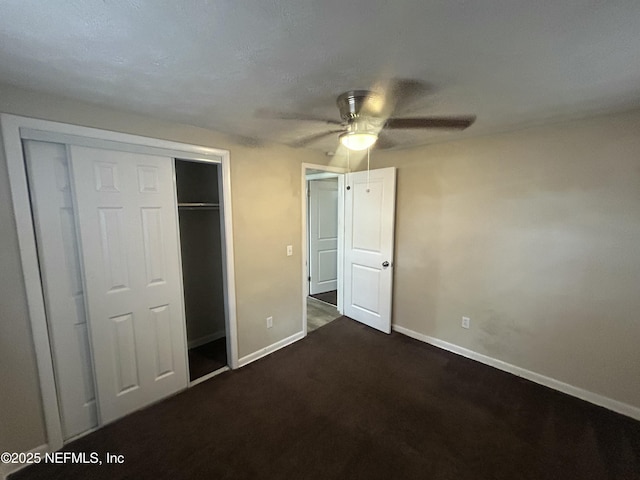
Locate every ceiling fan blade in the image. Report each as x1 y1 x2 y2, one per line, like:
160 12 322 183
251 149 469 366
291 130 344 148
374 132 397 150
384 116 476 130
255 108 342 125
386 78 432 114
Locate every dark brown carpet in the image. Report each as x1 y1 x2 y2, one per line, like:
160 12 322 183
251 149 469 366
13 317 640 480
310 289 337 306
188 337 227 381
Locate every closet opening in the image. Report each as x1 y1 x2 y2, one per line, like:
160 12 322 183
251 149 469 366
175 159 228 382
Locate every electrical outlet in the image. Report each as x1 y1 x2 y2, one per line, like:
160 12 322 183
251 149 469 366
266 316 273 328
286 245 293 256
461 316 470 329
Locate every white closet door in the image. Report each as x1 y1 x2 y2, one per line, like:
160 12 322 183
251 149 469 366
344 167 396 333
24 140 98 440
309 178 339 295
69 145 188 424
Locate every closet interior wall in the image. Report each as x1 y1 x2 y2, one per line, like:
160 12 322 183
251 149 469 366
175 160 227 380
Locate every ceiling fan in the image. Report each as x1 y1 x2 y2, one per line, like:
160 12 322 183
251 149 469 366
258 87 476 151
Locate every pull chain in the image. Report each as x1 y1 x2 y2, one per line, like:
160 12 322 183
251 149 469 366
346 149 351 190
366 147 370 193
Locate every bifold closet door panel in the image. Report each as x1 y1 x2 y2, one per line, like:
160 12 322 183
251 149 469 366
23 140 98 440
68 145 188 424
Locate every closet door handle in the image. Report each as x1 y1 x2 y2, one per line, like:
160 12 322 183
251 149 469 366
382 261 390 268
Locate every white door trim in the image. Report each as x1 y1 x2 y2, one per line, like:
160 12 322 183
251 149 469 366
301 163 346 336
1 113 239 452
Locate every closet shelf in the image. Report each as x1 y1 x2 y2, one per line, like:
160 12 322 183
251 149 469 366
178 202 219 210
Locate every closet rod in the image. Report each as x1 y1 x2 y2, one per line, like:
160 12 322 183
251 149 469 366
178 202 219 209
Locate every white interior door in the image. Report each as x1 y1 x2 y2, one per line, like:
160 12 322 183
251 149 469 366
343 167 396 333
308 178 339 295
69 145 188 424
24 140 98 440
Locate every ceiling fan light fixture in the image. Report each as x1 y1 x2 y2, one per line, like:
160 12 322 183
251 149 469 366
339 131 378 151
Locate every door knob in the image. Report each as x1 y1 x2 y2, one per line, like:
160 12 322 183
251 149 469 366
382 261 390 268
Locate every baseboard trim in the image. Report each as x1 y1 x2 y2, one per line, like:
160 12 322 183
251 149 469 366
392 324 640 421
238 331 305 368
1 443 49 479
188 330 226 349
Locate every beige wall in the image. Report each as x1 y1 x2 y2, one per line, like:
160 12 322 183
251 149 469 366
0 84 331 453
373 109 640 409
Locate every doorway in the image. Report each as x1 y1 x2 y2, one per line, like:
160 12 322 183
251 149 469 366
302 164 346 334
301 162 397 336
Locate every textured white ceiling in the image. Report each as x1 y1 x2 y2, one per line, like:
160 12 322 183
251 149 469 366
1 0 639 151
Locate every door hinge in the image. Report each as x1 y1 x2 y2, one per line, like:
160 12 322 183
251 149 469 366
308 276 311 282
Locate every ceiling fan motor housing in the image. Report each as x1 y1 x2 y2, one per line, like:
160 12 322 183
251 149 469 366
336 90 382 122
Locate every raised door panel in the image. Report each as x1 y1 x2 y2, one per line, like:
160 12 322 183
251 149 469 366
94 162 120 192
98 207 131 293
351 264 381 316
318 250 338 283
150 304 175 379
69 145 187 425
111 313 140 394
351 179 384 253
141 207 167 286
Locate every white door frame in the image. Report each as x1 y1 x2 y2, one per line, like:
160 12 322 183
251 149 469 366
1 113 239 452
301 163 346 335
